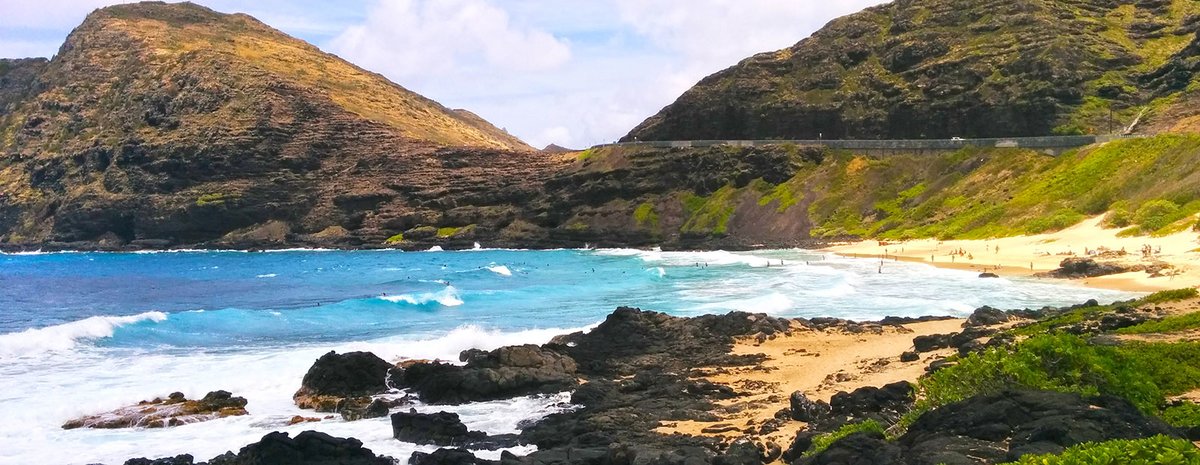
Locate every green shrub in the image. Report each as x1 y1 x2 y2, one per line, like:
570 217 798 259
1105 207 1132 228
1135 200 1181 232
913 334 1161 417
384 233 404 244
1140 288 1199 305
1117 342 1200 396
1162 402 1200 428
1000 435 1200 465
805 420 885 456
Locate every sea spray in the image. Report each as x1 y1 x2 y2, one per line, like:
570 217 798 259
379 286 464 307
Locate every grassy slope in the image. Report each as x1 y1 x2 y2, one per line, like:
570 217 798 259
585 134 1200 242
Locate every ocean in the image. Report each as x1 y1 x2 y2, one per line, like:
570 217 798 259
0 247 1136 464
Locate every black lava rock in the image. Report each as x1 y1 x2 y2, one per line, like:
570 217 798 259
790 391 832 422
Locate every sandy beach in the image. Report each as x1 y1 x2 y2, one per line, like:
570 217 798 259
657 318 964 449
821 216 1200 293
656 218 1200 456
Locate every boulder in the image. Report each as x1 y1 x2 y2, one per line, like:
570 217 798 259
965 306 1010 327
410 448 495 465
830 381 914 423
789 391 832 422
391 344 577 404
978 272 999 278
207 430 395 465
391 410 519 450
63 390 248 429
912 334 952 352
900 351 920 362
294 351 392 412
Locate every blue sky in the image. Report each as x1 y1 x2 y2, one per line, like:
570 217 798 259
0 0 888 148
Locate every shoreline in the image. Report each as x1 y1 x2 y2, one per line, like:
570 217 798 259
821 216 1200 293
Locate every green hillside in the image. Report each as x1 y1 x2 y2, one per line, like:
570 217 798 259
626 0 1200 141
561 135 1200 245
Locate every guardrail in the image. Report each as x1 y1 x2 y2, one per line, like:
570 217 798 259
594 135 1131 153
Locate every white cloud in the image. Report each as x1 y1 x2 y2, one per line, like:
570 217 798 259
328 0 570 78
615 0 886 64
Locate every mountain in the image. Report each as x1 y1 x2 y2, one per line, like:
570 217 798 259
625 0 1200 141
4 0 1200 252
0 2 549 249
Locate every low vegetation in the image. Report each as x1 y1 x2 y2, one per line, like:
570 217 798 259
643 135 1200 243
805 420 884 457
1000 435 1200 465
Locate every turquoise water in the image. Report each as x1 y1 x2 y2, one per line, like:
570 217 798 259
0 248 1136 464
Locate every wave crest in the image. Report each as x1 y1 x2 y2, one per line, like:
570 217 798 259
379 286 464 307
0 311 168 357
487 265 513 276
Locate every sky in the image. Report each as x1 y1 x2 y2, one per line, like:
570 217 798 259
0 0 889 148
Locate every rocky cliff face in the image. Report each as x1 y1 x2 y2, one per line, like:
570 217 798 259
625 0 1200 141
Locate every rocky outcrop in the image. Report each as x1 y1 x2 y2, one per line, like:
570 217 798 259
1038 258 1129 279
63 390 247 429
965 306 1011 327
123 430 395 465
391 344 578 404
391 410 519 449
829 381 915 424
551 307 790 376
798 390 1182 464
294 351 392 412
625 0 1200 142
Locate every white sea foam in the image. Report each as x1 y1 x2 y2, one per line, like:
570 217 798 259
255 273 277 278
427 246 445 252
379 286 464 307
487 264 513 276
697 292 794 314
598 248 777 268
0 311 168 357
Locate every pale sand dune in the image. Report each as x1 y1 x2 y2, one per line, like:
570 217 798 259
656 319 963 449
822 216 1200 292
